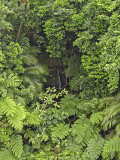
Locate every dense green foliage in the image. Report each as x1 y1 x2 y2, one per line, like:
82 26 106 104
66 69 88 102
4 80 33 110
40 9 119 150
1 0 120 159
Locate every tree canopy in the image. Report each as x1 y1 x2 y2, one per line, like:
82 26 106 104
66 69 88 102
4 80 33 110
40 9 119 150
0 0 120 159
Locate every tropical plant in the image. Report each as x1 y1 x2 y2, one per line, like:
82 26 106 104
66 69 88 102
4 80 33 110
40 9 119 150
1 0 120 160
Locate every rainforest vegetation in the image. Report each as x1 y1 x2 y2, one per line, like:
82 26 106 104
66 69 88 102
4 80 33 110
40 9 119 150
1 0 120 159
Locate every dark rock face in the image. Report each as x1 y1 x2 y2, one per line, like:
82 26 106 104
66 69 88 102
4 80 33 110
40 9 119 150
40 54 62 89
46 57 62 68
46 69 62 89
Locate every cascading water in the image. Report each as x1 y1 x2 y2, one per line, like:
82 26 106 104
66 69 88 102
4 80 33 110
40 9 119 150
45 68 62 89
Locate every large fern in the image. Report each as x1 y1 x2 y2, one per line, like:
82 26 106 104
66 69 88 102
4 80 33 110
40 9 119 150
7 103 26 130
21 54 48 94
71 115 99 147
98 96 116 110
90 111 105 125
51 123 70 142
22 65 47 90
0 97 16 117
22 54 38 67
10 134 23 159
26 109 41 126
60 94 80 116
0 72 20 97
0 148 16 160
0 135 24 160
2 72 20 88
102 103 120 130
86 135 104 160
102 136 120 159
58 114 104 159
98 94 120 131
0 97 26 130
20 46 48 94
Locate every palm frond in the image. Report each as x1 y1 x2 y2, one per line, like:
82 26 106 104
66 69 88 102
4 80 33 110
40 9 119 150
98 96 115 110
102 103 120 129
102 136 120 159
90 112 105 125
102 115 120 131
22 54 38 66
26 65 47 76
86 135 104 160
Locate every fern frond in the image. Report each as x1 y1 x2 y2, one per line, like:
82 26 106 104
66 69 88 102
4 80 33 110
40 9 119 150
69 73 82 91
0 97 16 117
23 128 34 139
26 65 46 76
25 46 40 55
116 124 120 136
116 152 120 160
22 75 43 92
71 123 91 146
81 152 90 160
102 136 120 159
22 54 38 66
60 94 80 116
15 96 26 106
26 110 41 126
71 115 99 147
0 86 7 97
103 103 120 122
98 97 115 109
10 134 23 159
86 135 104 160
21 144 31 159
2 72 19 88
0 97 26 130
7 104 26 130
102 103 120 130
34 81 43 90
22 47 40 66
22 75 35 86
0 73 19 97
0 148 16 160
102 115 120 131
51 123 70 142
90 112 105 125
21 64 48 92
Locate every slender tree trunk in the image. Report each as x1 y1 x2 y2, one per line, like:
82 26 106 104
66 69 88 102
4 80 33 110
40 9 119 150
15 3 27 43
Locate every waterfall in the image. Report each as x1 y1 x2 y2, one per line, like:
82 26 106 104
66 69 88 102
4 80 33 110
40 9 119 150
45 68 62 89
57 69 61 89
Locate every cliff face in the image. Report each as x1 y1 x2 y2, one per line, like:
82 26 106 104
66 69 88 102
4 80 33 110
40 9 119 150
46 57 62 68
46 58 62 89
39 54 62 89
